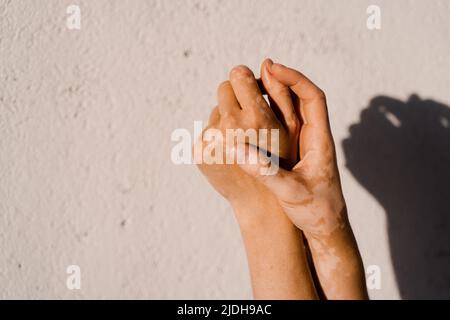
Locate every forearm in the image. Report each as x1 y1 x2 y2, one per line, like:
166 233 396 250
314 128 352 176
232 188 318 300
304 210 368 300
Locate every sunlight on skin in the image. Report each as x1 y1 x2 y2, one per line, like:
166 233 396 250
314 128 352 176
238 62 369 299
195 60 368 299
193 61 317 299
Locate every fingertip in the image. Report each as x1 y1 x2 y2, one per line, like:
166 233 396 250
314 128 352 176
262 58 274 72
270 63 314 88
271 62 287 70
269 63 290 80
260 59 276 88
217 80 231 96
229 65 253 81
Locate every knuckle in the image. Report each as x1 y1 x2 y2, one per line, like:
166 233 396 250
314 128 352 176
286 116 300 131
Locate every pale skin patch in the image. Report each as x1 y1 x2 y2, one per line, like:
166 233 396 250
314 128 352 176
281 199 346 237
306 222 363 299
308 239 342 295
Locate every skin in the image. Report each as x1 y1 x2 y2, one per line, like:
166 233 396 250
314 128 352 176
195 59 368 299
193 61 317 299
239 62 369 299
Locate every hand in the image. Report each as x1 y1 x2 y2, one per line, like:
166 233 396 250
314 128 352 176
239 62 347 238
193 61 318 299
194 61 300 210
238 62 368 299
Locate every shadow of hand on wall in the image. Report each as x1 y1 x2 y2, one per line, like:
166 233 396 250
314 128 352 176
342 94 450 299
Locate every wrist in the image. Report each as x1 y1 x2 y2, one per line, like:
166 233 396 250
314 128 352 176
231 194 286 232
232 201 271 231
304 216 358 255
303 196 351 236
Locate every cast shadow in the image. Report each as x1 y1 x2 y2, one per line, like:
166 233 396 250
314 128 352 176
342 94 450 299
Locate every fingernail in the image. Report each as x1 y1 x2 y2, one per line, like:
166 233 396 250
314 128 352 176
265 58 274 72
272 62 287 70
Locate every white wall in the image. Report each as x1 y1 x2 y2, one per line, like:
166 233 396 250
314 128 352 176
1 0 449 299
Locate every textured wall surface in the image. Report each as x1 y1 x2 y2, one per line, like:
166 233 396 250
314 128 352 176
1 0 449 299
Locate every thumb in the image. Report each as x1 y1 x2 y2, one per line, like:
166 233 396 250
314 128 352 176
236 143 291 190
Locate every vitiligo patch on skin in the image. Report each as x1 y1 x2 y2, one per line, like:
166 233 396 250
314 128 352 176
309 238 346 298
310 239 341 272
285 200 346 237
274 166 347 236
308 229 359 299
318 248 341 280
